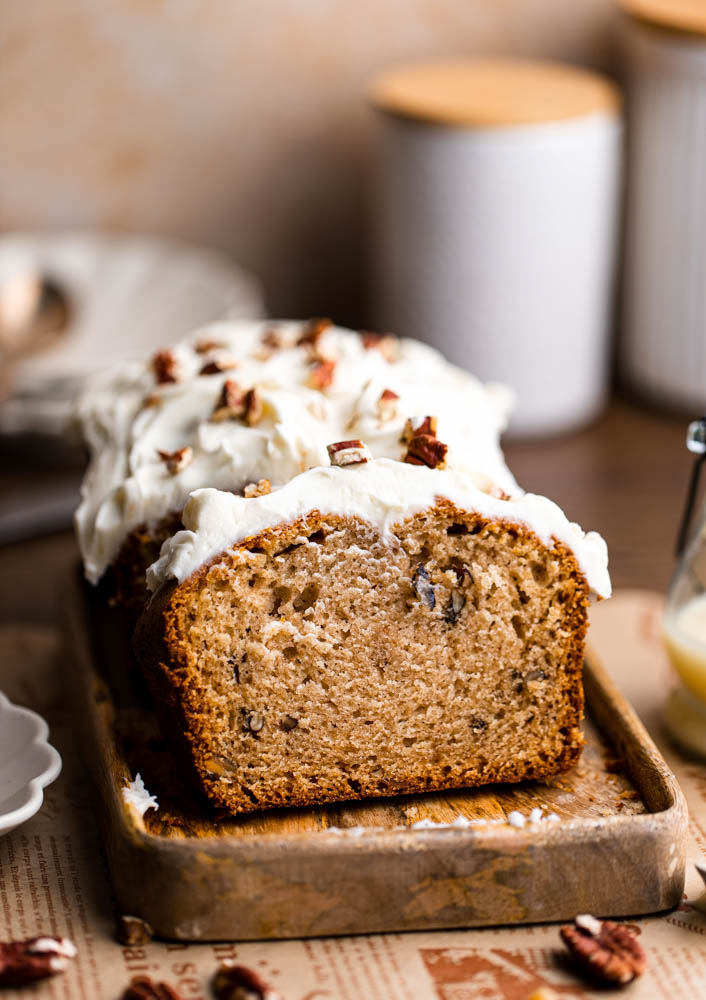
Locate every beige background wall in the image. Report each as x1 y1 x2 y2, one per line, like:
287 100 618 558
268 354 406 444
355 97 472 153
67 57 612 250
0 0 618 325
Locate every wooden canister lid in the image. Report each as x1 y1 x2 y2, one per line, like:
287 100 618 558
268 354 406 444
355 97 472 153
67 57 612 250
619 0 706 38
369 57 621 128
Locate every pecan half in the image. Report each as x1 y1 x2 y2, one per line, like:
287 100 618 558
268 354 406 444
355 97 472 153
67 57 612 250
403 434 448 469
121 976 183 1000
298 317 332 347
327 439 372 466
560 914 646 986
308 358 336 390
243 478 272 498
157 446 193 475
413 564 436 610
377 388 399 422
360 330 399 362
0 936 77 987
151 349 180 384
213 962 282 1000
116 915 154 946
211 380 246 422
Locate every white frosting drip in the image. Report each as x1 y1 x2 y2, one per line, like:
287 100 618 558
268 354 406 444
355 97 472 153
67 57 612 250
147 459 611 598
75 320 517 584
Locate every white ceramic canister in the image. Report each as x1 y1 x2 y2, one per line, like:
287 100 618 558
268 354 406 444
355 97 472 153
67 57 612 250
369 59 623 437
620 1 706 412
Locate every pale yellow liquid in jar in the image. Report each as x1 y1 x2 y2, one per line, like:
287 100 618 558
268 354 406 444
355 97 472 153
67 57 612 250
664 592 706 702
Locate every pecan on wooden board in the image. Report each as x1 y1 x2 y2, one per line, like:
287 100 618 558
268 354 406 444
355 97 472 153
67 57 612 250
0 936 77 987
560 913 646 986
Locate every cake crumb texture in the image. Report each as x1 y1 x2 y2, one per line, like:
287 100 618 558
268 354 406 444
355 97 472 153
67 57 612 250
135 502 588 815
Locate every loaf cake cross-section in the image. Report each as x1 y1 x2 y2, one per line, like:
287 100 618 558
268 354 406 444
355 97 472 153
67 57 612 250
75 319 610 814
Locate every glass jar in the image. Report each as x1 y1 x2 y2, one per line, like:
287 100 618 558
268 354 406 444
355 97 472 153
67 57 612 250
664 419 706 755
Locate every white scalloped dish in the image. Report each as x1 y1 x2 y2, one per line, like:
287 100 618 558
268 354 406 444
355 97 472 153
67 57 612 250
0 692 61 836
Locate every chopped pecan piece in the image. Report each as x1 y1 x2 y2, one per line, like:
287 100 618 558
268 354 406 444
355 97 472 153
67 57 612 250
116 915 154 946
243 478 272 498
377 388 399 422
560 914 646 986
413 564 436 610
360 330 399 362
444 590 466 624
200 357 238 375
327 439 372 466
213 962 282 1000
298 317 332 347
194 338 226 354
402 415 438 442
211 380 246 422
243 387 264 426
121 976 183 1000
261 327 283 349
451 563 472 585
151 349 180 384
0 936 77 987
403 434 448 469
157 446 193 475
245 712 265 733
308 358 336 390
488 484 511 500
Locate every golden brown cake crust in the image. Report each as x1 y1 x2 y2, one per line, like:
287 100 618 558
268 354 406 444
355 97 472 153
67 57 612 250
134 501 589 815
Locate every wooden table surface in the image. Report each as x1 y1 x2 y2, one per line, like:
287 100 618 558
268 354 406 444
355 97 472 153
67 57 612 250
0 395 694 625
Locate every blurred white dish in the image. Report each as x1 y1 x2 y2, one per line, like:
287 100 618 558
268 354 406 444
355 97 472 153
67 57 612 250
0 231 264 434
0 691 62 836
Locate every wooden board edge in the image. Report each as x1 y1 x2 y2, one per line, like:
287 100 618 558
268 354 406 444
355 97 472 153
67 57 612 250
584 642 688 820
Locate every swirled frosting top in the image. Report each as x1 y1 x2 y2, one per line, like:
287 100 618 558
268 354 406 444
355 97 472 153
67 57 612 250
74 319 520 585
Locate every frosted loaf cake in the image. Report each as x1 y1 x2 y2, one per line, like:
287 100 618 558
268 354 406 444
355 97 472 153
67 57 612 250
75 319 610 815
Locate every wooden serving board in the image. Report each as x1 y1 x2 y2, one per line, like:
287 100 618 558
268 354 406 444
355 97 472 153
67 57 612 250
64 571 688 941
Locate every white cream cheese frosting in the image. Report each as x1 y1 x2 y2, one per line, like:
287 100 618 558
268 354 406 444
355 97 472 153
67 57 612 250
75 319 517 585
147 460 611 598
75 318 610 597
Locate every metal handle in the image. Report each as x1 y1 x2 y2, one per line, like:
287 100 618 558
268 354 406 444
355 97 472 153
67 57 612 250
676 418 706 557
